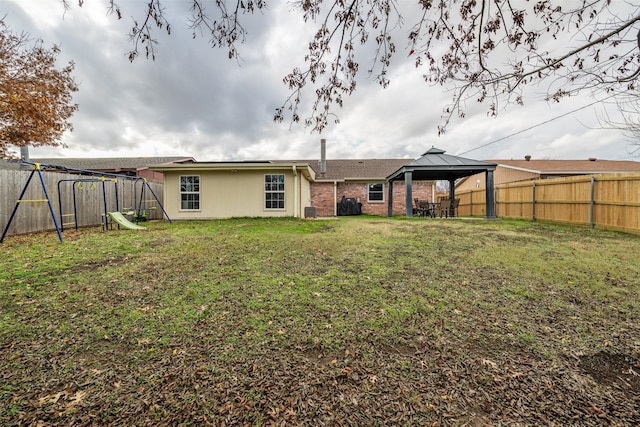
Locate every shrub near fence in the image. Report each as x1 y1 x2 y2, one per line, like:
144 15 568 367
0 168 165 239
457 173 640 233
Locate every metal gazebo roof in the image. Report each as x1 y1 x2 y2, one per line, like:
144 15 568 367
387 147 497 182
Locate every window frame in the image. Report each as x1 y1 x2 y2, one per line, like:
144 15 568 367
368 182 385 202
179 175 200 211
264 173 286 210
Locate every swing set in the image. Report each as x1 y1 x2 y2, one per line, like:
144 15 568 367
1 162 171 243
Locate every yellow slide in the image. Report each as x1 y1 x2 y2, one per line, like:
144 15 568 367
108 212 146 230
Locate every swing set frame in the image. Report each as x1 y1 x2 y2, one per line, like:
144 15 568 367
1 162 171 243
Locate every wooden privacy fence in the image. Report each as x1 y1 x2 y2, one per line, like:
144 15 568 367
457 173 640 233
455 188 488 217
1 168 165 239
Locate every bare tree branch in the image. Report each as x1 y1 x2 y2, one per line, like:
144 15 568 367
64 1 640 135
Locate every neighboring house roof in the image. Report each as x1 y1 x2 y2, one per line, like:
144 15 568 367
31 156 195 172
456 158 640 189
0 159 23 170
152 159 414 182
489 159 640 175
272 159 412 181
5 157 416 182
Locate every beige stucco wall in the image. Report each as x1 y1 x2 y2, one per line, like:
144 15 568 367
162 169 311 219
457 166 541 192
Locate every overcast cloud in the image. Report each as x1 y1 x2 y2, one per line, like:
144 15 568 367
2 1 638 162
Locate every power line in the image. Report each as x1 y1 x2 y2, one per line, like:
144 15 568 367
457 94 618 156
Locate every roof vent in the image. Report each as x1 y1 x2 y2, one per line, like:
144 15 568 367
524 155 531 161
588 157 597 161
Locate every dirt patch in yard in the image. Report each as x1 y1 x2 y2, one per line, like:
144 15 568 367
579 352 640 395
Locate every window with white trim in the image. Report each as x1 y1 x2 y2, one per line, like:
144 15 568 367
368 182 384 202
265 174 285 209
180 175 200 210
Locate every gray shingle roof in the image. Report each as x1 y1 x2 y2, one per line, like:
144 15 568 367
0 159 24 170
30 156 195 171
491 159 640 174
272 159 411 181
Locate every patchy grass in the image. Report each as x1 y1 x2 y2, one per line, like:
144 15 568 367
1 217 639 425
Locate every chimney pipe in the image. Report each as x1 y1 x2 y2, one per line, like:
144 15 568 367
19 146 32 170
320 139 326 176
20 146 30 162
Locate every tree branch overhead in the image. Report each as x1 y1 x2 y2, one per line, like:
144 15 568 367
64 0 639 134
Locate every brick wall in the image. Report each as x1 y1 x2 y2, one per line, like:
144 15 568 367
390 181 433 216
310 181 434 217
310 182 336 217
138 169 165 183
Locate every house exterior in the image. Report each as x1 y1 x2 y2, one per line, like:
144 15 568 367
274 159 435 217
148 162 315 219
30 156 195 182
150 159 436 219
456 157 640 191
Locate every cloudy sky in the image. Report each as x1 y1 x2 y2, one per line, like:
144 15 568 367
2 1 639 162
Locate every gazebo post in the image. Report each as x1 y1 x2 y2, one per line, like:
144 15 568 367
448 178 456 217
387 180 394 217
405 171 413 217
486 170 496 219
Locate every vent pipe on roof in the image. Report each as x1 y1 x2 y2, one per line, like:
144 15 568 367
320 138 327 177
524 155 531 161
20 146 30 162
19 146 31 170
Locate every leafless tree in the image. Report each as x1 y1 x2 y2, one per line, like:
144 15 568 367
599 90 640 156
64 1 640 134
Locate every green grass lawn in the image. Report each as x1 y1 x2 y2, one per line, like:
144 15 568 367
1 217 639 425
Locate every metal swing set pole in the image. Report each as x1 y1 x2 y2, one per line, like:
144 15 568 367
57 178 104 231
133 178 171 223
1 163 63 243
142 178 172 223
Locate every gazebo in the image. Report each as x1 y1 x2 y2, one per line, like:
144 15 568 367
386 147 497 218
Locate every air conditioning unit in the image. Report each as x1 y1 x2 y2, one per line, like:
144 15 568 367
304 207 318 218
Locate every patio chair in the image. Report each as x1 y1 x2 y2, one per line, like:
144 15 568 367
428 201 440 218
418 200 434 218
451 198 460 217
439 198 451 217
414 198 427 217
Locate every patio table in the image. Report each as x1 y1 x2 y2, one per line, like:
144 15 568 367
418 201 440 218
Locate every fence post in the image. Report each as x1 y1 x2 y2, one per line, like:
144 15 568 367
590 175 595 229
532 181 536 221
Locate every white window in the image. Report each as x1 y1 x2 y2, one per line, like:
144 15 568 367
265 174 285 209
180 175 200 210
368 182 384 202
